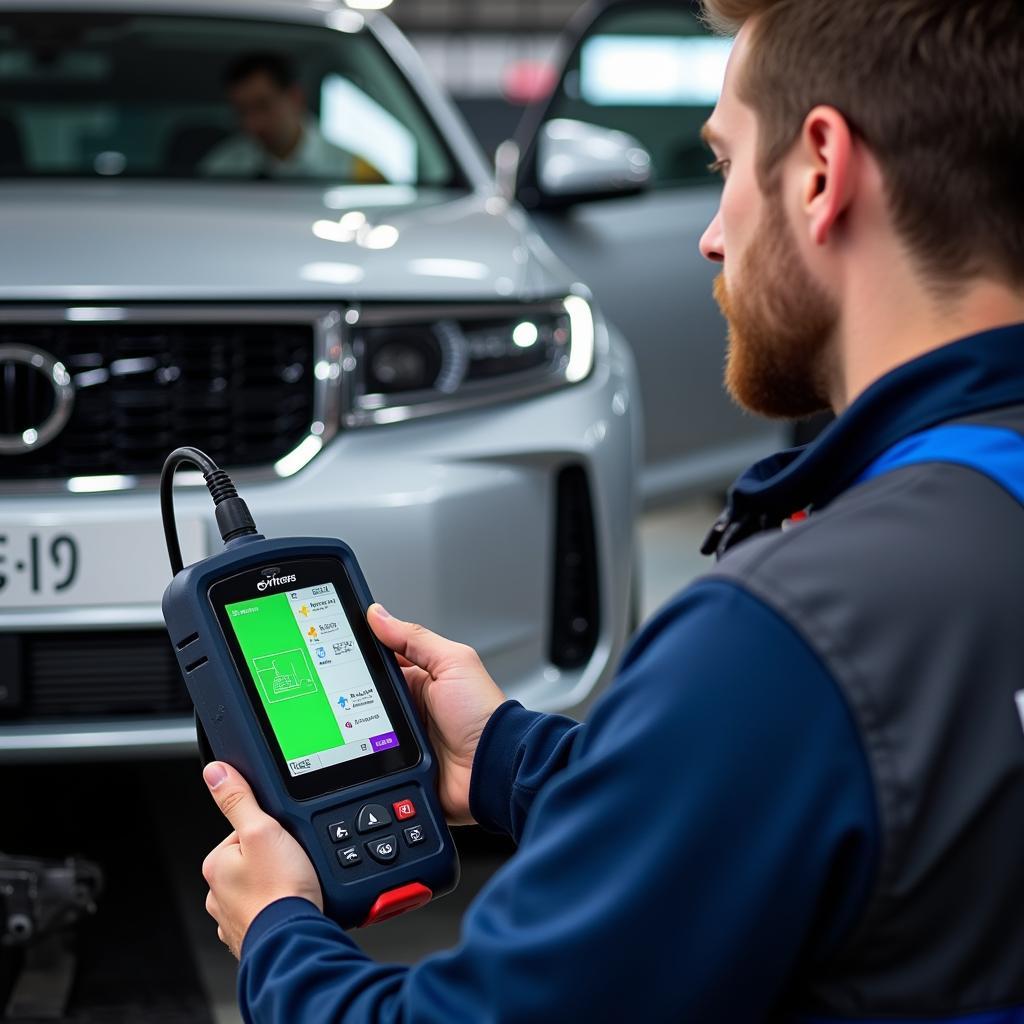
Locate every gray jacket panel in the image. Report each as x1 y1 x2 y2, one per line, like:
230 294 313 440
707 429 1024 1015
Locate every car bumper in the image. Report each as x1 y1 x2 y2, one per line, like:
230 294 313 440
0 326 640 760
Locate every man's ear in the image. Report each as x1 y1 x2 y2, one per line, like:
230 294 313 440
798 105 856 247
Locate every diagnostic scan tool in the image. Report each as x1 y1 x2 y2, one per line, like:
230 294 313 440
159 448 459 929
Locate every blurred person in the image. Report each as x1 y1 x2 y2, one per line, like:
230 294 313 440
198 2 1024 1020
202 52 383 182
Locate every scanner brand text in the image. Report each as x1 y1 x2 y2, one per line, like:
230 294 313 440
256 574 297 592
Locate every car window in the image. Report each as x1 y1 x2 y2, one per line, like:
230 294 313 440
0 11 462 186
546 4 731 189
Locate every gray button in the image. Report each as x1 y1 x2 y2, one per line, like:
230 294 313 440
357 804 392 834
337 846 361 869
327 820 351 844
366 835 398 864
403 825 426 847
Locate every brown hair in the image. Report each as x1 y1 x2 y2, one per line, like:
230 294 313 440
701 0 1024 290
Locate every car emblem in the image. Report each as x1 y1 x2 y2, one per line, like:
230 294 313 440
0 344 75 455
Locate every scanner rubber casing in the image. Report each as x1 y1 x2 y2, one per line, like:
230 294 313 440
161 535 459 928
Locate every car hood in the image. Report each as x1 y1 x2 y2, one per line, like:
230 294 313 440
0 183 575 302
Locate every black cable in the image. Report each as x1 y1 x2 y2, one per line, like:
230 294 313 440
160 446 258 576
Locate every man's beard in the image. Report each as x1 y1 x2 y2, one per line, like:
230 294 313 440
713 192 838 420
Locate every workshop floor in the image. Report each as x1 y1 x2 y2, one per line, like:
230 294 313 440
173 496 721 1024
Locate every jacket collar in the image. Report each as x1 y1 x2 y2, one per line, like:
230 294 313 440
703 322 1024 558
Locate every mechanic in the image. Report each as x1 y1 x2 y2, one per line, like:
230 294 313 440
199 0 1024 1020
201 52 383 182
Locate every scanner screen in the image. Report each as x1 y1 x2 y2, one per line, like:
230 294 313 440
226 582 400 777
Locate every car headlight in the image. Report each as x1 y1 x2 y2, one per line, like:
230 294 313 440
342 296 595 426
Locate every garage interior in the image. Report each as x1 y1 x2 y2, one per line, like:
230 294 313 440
0 0 753 1019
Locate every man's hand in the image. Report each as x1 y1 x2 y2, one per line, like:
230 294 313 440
368 604 506 825
202 762 323 959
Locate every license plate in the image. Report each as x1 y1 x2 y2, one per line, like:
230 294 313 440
0 518 206 609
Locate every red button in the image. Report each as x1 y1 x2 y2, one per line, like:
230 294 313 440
360 882 432 927
392 798 416 821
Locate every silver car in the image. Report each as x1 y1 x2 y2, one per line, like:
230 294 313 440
0 0 641 760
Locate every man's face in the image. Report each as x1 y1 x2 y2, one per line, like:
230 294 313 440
227 72 304 157
699 27 838 420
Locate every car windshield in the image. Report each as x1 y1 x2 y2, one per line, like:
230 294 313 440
0 11 463 186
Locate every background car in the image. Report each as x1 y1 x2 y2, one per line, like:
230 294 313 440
0 0 641 762
501 0 789 503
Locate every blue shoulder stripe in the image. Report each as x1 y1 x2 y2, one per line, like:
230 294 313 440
857 424 1024 505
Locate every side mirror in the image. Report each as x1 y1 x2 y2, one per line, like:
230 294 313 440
495 139 521 202
535 119 652 207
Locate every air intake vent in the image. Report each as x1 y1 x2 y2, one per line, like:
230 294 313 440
550 465 600 669
0 630 192 720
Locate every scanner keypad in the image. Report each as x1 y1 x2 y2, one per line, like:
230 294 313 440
314 783 438 882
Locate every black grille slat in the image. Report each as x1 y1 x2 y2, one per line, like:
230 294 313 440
3 357 57 436
7 630 193 719
0 320 316 480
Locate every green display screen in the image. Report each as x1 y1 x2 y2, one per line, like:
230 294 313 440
226 582 400 777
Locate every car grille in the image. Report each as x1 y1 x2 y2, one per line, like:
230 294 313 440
0 319 316 481
0 630 191 720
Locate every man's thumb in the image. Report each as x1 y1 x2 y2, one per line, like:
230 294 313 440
367 603 455 675
203 761 267 834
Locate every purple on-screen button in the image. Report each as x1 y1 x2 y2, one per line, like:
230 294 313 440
370 732 399 752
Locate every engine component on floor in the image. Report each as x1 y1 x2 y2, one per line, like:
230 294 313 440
1 854 103 1020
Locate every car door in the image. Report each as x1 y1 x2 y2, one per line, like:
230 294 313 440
511 0 787 504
